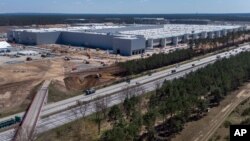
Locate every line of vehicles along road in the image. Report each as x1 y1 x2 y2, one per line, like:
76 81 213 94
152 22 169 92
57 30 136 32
0 46 247 132
84 47 247 97
170 46 247 74
83 52 228 96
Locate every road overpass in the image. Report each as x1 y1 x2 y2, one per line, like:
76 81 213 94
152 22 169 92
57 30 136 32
12 80 50 141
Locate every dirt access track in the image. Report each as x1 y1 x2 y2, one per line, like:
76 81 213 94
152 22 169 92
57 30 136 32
172 83 250 141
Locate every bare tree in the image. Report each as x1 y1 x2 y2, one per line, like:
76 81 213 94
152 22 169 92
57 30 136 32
120 85 131 100
68 105 79 120
154 80 162 91
76 100 90 118
132 84 146 97
68 101 92 141
94 97 108 118
136 85 146 111
95 97 103 134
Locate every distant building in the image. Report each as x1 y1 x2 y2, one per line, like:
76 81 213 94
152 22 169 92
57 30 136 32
0 41 11 52
134 17 168 24
7 24 247 56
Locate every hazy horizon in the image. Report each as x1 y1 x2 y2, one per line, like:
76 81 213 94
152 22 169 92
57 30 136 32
0 0 250 14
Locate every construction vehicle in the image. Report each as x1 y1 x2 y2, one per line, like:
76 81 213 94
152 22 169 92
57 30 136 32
96 73 102 79
72 67 77 71
26 57 32 61
41 54 47 58
85 88 96 95
64 56 70 61
41 53 52 58
85 61 90 64
86 52 91 59
101 62 106 66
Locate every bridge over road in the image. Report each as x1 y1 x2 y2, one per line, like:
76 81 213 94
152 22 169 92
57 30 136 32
13 80 50 141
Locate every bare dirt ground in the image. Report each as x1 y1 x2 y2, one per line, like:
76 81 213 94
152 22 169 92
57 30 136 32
172 83 250 141
0 48 124 116
64 65 123 90
0 37 127 112
209 90 250 141
0 58 65 114
38 44 130 64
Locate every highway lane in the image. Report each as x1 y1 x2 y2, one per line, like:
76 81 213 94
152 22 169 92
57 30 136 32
0 45 250 141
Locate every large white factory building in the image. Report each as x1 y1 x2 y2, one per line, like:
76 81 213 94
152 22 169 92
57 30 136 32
7 24 246 56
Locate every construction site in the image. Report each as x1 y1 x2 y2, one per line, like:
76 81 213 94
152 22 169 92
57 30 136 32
0 42 130 116
0 22 248 119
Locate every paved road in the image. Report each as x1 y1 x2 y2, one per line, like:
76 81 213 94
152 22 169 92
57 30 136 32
13 80 50 141
0 45 250 141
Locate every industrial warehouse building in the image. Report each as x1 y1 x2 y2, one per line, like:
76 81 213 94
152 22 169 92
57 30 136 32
7 24 247 56
0 41 11 52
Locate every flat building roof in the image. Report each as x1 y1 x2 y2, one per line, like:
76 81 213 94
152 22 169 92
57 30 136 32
11 24 242 40
119 24 241 39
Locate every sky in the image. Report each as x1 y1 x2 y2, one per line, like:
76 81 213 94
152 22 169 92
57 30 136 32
0 0 250 14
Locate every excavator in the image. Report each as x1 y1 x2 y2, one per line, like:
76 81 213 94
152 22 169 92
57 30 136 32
86 51 91 59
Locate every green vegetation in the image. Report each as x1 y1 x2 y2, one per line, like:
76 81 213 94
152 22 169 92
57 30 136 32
36 118 97 141
191 30 250 50
209 135 221 141
120 30 250 76
240 118 250 125
100 96 143 141
241 107 250 116
119 49 195 75
223 120 232 128
103 52 250 140
2 14 250 26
